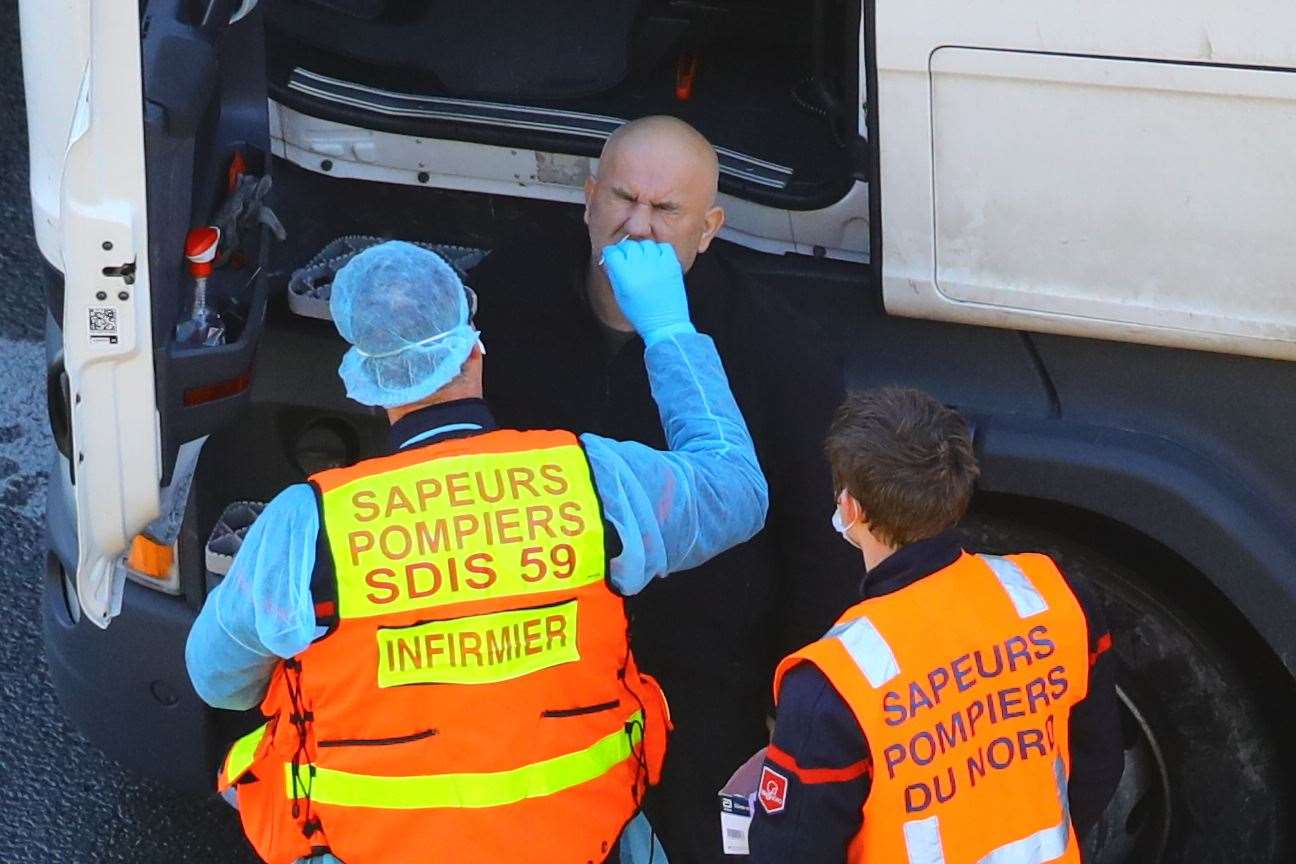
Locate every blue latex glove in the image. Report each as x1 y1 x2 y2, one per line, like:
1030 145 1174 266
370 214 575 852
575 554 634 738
601 240 696 346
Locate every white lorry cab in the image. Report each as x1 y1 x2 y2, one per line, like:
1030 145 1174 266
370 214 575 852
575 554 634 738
21 2 1296 862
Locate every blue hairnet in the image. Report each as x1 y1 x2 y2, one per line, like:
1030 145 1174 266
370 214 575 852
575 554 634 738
330 240 478 408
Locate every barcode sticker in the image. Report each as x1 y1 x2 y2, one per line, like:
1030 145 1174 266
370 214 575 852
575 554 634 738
88 307 119 344
720 809 752 855
89 307 116 332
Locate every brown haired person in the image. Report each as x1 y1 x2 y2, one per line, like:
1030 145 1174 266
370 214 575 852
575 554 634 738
746 387 1123 864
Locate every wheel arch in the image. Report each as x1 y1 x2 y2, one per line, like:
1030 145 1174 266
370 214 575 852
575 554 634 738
968 413 1296 683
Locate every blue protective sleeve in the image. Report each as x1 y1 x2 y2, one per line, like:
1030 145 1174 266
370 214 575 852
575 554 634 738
582 330 769 595
184 483 320 710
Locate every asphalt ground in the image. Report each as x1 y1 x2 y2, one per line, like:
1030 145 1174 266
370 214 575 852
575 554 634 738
0 3 259 860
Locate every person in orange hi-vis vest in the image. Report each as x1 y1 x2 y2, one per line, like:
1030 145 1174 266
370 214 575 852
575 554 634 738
745 388 1123 864
185 239 768 864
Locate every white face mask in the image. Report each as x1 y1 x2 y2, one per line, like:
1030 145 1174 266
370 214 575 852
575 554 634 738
832 502 862 550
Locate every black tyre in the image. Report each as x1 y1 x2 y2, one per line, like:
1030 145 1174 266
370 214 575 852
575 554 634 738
956 515 1291 864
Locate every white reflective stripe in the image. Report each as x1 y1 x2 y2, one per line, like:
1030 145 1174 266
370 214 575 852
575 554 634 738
1052 753 1069 817
981 555 1049 619
975 756 1072 864
823 619 851 639
976 816 1070 864
901 757 1071 864
904 816 948 864
833 615 901 687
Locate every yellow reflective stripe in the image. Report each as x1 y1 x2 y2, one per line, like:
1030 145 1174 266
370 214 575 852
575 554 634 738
377 599 581 687
224 722 268 781
324 443 606 619
287 711 642 810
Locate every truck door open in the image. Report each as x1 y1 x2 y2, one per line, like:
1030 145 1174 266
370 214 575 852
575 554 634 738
60 4 161 628
64 0 272 627
871 1 1296 362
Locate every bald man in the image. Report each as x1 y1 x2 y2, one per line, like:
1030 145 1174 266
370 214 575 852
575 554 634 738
583 117 725 333
470 116 860 863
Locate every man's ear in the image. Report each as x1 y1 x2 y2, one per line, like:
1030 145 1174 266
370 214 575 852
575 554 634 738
583 175 597 226
837 489 862 524
697 204 726 254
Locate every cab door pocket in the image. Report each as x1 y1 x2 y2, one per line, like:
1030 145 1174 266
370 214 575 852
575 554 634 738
541 699 621 718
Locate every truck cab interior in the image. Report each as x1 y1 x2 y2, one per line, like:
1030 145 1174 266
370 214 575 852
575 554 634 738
263 0 863 209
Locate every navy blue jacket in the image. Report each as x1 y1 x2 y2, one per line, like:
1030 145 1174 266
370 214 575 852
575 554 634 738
747 531 1124 862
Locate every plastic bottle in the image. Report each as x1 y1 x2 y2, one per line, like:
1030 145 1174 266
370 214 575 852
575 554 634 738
175 226 227 347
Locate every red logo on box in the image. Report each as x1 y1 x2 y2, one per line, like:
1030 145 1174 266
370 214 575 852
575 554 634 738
758 766 789 814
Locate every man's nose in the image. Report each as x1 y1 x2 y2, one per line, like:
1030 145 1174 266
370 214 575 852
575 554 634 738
623 203 653 239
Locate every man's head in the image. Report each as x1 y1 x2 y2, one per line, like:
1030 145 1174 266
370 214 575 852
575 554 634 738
584 116 725 275
330 241 482 416
825 387 980 553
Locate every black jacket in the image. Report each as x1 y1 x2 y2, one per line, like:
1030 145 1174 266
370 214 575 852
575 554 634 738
469 224 861 690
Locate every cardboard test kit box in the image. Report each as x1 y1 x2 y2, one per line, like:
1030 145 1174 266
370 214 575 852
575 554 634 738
719 747 777 855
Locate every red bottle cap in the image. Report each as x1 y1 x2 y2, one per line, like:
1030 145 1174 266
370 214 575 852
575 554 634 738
184 227 221 278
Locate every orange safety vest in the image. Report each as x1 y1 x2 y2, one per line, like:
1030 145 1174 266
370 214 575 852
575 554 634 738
773 552 1089 864
217 429 671 864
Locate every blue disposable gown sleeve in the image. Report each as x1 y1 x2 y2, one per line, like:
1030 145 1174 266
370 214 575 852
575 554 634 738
184 483 320 710
582 330 769 595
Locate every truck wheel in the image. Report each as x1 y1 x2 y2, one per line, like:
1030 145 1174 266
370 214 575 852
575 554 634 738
956 515 1291 864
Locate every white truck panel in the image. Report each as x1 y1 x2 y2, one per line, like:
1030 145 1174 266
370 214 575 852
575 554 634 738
18 0 91 271
60 3 161 627
877 1 1296 361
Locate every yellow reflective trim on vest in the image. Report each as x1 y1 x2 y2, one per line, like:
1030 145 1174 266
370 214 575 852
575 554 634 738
322 442 606 619
376 599 581 687
224 721 268 781
286 711 643 810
